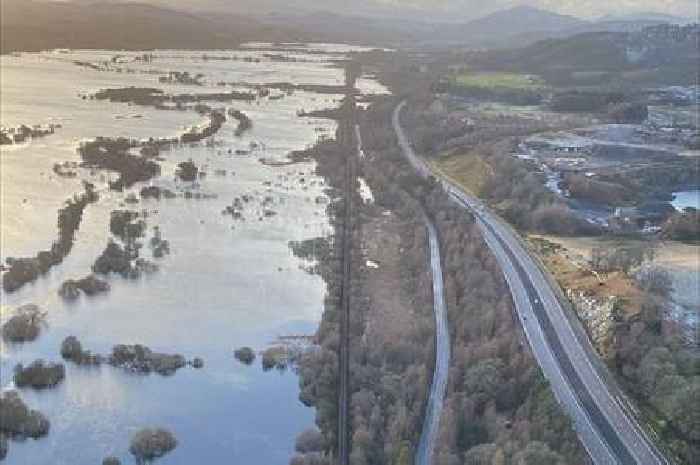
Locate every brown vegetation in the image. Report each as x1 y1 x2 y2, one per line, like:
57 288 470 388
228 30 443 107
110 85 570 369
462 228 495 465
563 174 636 205
662 208 700 242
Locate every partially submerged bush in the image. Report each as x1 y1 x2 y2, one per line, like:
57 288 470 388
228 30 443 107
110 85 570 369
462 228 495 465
102 457 121 465
93 242 158 279
0 390 50 438
129 428 177 464
176 160 198 181
60 336 83 361
2 304 45 343
295 428 325 453
61 337 198 375
14 360 65 389
93 241 132 276
59 275 110 300
261 346 288 371
234 347 256 365
110 210 146 241
290 452 330 465
150 227 170 258
140 186 176 200
110 344 186 376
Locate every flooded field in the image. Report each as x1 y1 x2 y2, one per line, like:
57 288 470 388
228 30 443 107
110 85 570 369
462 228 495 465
0 45 386 464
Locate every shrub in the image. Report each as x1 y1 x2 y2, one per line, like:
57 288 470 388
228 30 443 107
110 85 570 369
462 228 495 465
636 267 672 297
563 174 634 204
110 210 145 241
512 441 564 465
0 390 50 438
550 90 622 113
295 428 325 453
93 241 132 275
129 428 177 464
261 346 287 371
176 161 198 181
59 275 110 300
607 102 648 123
60 336 83 360
234 347 256 365
2 305 45 342
662 208 700 242
289 452 329 465
14 360 65 389
531 204 599 236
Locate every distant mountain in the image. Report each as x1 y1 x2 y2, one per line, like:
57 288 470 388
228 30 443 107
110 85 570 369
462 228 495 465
598 12 693 24
256 11 442 47
467 24 699 86
455 6 697 49
264 6 592 49
71 0 429 21
3 1 692 54
0 0 299 53
461 6 587 38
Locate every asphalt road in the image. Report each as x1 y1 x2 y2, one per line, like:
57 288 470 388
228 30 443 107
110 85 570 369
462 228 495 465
393 101 669 465
415 213 451 465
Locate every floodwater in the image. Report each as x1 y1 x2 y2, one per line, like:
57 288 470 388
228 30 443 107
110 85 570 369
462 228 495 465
0 46 387 464
671 190 700 211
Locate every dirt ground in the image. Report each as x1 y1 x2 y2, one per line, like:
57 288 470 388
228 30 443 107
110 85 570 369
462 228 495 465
360 210 429 348
528 235 640 316
528 235 699 317
535 235 700 271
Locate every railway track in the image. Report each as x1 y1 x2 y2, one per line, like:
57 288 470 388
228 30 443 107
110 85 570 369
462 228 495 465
336 70 358 465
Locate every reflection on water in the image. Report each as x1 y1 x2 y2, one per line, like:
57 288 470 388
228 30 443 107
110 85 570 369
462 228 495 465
1 46 387 464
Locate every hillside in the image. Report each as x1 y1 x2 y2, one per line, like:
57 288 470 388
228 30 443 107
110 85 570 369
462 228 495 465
466 24 700 86
0 0 297 53
2 1 693 54
260 6 591 49
460 5 587 38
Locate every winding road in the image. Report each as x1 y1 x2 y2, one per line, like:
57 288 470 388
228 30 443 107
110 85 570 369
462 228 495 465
393 101 669 465
415 213 451 465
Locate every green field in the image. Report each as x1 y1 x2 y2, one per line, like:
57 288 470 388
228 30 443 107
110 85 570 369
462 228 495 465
432 151 493 197
450 72 545 90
